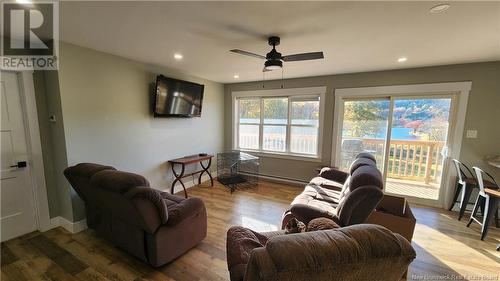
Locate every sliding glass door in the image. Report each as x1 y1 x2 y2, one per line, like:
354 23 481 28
339 99 390 171
337 96 454 203
385 98 452 200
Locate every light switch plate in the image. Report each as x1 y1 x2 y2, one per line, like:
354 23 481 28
466 130 477 139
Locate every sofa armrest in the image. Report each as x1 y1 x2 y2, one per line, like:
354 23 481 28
336 185 383 226
319 167 349 184
166 197 206 226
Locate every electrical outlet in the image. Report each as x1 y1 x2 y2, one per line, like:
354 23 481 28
466 130 477 139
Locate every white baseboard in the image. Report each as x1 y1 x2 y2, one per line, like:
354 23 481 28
50 216 87 234
257 173 308 186
169 171 218 194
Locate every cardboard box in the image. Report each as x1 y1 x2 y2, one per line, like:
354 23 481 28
367 194 416 242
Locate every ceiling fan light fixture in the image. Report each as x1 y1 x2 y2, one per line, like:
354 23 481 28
264 60 283 71
429 4 450 14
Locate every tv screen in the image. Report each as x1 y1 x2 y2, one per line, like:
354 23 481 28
153 75 204 117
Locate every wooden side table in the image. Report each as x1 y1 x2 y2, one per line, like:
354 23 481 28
168 154 214 198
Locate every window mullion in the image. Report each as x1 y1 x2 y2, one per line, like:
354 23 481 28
259 98 264 151
236 99 239 150
286 97 291 153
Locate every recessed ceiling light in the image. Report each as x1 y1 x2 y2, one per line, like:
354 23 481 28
233 75 239 79
398 57 407 63
174 53 183 60
429 4 450 14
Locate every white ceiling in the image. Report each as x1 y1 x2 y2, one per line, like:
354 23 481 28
60 1 500 83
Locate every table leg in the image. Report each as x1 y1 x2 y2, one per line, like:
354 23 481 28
481 196 499 240
171 163 188 198
198 158 214 187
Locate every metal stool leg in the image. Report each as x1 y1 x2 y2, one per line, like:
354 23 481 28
495 207 499 228
481 197 497 240
467 195 483 227
459 184 473 220
449 181 462 211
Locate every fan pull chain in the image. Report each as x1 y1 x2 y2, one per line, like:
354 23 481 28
262 71 265 88
281 68 284 89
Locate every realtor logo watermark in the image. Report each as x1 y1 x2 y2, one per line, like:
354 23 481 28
1 1 59 70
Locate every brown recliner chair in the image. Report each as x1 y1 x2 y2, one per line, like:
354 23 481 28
226 224 416 281
282 153 383 228
64 163 207 267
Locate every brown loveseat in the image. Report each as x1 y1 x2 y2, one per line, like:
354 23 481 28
64 163 207 267
282 153 383 228
226 224 416 281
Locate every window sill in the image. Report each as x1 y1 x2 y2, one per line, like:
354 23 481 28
234 149 322 163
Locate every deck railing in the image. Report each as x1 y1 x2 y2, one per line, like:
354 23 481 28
239 134 317 155
362 138 445 184
240 133 445 185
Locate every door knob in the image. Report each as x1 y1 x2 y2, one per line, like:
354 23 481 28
10 161 27 168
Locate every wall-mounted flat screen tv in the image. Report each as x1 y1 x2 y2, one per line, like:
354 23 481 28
153 75 204 117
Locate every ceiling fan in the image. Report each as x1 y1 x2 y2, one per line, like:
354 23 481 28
230 36 324 72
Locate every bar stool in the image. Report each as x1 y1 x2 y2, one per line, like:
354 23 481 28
467 167 500 240
450 159 480 220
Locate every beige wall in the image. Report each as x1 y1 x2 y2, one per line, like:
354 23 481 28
48 43 225 221
33 71 75 219
224 62 500 185
34 44 498 221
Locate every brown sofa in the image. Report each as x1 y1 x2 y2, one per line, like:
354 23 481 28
226 224 416 281
282 153 383 228
64 163 207 267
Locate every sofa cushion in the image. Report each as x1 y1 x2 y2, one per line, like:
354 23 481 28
65 163 116 178
350 165 383 191
317 168 349 184
349 157 377 174
302 184 342 205
90 170 150 194
166 197 206 226
356 152 377 162
306 217 341 231
63 163 116 203
309 176 344 190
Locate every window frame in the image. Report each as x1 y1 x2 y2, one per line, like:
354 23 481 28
232 87 326 162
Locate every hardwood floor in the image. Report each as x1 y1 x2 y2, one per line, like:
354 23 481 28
1 180 499 280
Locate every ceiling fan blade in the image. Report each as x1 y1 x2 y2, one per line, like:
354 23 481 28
282 52 324 62
230 49 266 60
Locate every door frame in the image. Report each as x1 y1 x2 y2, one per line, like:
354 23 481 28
331 82 471 208
2 70 52 232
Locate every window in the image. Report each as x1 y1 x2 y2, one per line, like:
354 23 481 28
233 88 324 159
290 98 320 155
238 99 260 149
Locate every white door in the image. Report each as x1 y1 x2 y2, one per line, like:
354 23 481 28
1 71 37 242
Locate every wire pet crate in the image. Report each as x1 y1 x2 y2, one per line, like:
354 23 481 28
217 151 259 192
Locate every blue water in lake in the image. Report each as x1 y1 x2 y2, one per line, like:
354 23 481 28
241 118 419 140
343 127 420 140
387 127 419 140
